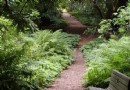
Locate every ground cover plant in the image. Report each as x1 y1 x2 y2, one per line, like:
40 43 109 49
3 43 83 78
83 27 98 36
0 17 80 90
82 37 130 88
81 38 106 60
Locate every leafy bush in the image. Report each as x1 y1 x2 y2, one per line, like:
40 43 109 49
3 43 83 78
82 37 130 88
98 3 130 39
83 27 97 35
81 38 106 60
0 17 80 90
0 17 34 90
59 32 80 48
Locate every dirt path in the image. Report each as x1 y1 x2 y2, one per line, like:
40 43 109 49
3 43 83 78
45 35 92 90
62 12 87 34
45 13 95 90
45 49 85 90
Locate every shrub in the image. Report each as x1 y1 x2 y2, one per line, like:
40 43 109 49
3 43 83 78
0 17 80 90
81 38 106 60
82 37 130 88
0 17 34 90
98 3 130 39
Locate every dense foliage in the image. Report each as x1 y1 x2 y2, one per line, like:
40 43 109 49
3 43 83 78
98 3 130 39
0 0 69 31
69 0 128 19
82 37 130 88
0 17 80 90
68 0 129 36
79 1 130 89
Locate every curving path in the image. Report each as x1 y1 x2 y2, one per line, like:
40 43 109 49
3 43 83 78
62 12 87 34
45 13 95 90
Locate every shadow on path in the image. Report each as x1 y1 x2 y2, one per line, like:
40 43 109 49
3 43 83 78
62 13 87 34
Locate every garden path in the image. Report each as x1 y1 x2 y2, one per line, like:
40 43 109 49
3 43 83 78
62 12 87 34
45 13 95 90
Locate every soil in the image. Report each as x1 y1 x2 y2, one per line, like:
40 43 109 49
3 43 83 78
45 13 96 90
62 12 87 34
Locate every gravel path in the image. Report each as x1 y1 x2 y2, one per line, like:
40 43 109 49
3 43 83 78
45 48 85 90
45 35 95 90
45 13 96 90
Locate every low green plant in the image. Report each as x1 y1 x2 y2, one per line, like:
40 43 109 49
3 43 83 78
21 30 80 89
59 32 80 48
0 17 80 90
0 17 34 90
81 38 106 60
98 19 112 34
82 37 130 88
83 27 97 35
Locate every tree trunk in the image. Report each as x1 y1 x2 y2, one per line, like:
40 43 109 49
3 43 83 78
106 0 128 19
93 0 104 19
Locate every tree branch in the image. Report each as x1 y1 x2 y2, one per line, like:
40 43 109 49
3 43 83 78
93 0 104 19
20 1 28 14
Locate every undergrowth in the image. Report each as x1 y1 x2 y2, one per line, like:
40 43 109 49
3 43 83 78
82 37 130 88
0 17 80 90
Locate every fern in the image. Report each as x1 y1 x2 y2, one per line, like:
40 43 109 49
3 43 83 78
82 37 130 88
